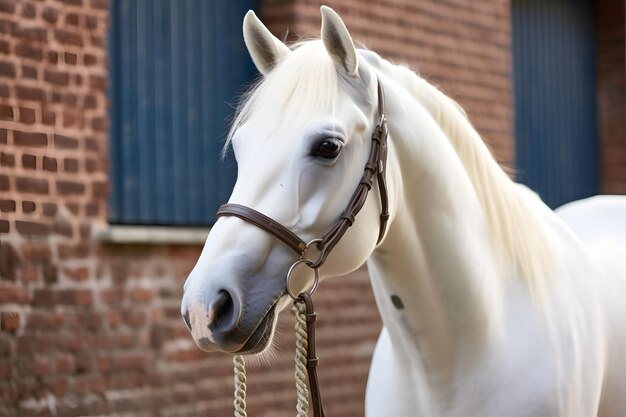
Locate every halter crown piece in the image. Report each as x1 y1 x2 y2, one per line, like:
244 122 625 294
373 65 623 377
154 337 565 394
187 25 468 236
217 78 389 417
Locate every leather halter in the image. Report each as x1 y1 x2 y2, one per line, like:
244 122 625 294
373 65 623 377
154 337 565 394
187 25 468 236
216 79 390 271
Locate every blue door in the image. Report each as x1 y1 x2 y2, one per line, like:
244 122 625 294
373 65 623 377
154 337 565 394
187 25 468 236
512 0 598 208
108 0 258 225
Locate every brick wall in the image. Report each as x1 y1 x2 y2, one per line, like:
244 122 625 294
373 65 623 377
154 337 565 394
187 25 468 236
597 0 626 194
262 0 515 167
0 1 514 416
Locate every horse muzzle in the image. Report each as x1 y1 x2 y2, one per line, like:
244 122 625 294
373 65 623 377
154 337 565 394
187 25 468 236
181 275 283 354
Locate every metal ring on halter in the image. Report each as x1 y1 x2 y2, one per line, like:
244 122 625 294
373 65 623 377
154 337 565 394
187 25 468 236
304 238 323 254
302 238 323 261
285 258 320 300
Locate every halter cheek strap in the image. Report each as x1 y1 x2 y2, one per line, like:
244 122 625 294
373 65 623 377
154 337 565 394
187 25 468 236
216 79 390 270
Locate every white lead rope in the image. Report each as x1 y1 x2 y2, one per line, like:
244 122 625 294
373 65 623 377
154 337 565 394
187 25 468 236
233 299 310 417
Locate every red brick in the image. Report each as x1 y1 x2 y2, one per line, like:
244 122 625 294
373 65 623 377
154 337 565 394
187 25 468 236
62 93 78 106
91 181 109 197
62 111 78 127
126 310 146 327
130 287 154 303
55 29 83 47
85 15 98 29
42 6 59 24
84 94 98 109
15 43 43 61
0 199 15 212
20 65 37 80
101 288 125 304
58 243 75 259
21 200 35 213
66 203 79 215
85 158 98 173
90 34 105 48
11 24 46 42
0 1 15 14
90 0 108 10
0 174 9 190
56 180 85 195
42 263 57 283
89 74 107 90
20 2 36 19
14 130 47 147
56 355 76 374
63 158 79 173
53 133 78 149
15 220 49 236
47 50 58 64
18 106 35 123
0 284 29 304
44 69 69 86
42 202 57 216
0 360 12 380
33 289 55 307
0 312 19 333
21 153 36 169
83 53 97 66
15 85 47 101
85 137 102 151
58 289 92 305
64 52 78 65
42 156 57 172
20 264 40 282
0 243 19 281
52 217 72 238
0 151 14 167
0 20 8 35
0 60 15 78
16 176 48 194
85 202 99 216
0 103 13 119
42 109 55 125
63 266 89 281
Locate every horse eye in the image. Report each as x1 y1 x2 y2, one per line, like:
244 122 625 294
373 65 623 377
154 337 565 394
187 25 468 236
313 138 343 159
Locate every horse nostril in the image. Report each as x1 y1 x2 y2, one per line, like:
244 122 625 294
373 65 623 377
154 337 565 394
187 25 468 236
182 310 192 332
208 290 237 333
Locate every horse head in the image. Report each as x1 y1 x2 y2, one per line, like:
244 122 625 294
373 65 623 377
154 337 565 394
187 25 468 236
181 7 389 354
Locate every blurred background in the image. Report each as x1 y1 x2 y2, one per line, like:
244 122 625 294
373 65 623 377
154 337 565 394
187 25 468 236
0 0 624 416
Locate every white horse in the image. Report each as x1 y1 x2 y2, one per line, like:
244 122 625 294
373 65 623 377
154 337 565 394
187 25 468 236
181 6 626 416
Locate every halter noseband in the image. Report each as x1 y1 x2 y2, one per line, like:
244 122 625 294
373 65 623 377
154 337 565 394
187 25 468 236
216 78 390 292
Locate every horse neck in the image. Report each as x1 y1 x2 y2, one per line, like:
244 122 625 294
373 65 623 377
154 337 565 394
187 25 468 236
366 75 506 394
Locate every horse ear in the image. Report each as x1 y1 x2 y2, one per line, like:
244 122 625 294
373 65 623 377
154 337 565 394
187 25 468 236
243 10 291 75
320 6 358 77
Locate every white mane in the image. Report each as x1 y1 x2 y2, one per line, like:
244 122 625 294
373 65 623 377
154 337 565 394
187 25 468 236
376 58 555 293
